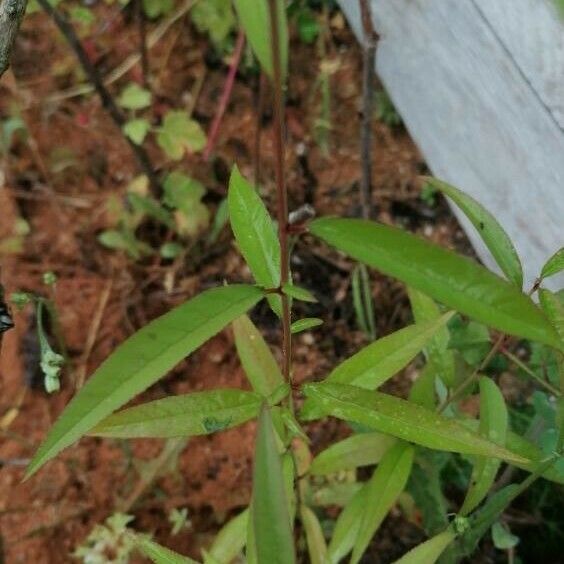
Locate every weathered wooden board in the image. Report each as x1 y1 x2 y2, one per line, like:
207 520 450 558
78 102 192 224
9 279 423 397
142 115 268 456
338 0 564 291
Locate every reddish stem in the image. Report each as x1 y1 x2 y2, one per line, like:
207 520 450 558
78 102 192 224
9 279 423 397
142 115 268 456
203 30 246 161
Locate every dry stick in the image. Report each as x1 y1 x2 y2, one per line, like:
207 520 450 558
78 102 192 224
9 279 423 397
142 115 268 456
36 0 161 192
0 0 28 79
358 0 378 220
203 30 246 161
136 0 149 87
268 0 292 392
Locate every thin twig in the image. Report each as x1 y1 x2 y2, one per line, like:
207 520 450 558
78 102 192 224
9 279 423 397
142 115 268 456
268 0 292 392
203 30 245 161
0 0 28 79
358 0 378 220
37 0 161 191
501 347 560 396
136 0 149 86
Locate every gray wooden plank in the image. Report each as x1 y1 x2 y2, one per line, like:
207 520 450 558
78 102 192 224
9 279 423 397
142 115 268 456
338 0 564 291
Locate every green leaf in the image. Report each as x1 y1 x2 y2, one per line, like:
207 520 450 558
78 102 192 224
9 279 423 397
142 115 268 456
491 521 519 550
26 285 263 478
135 535 198 563
326 483 368 564
233 0 288 81
191 0 236 47
252 403 296 564
423 177 523 288
232 314 284 397
207 509 248 563
310 217 560 349
123 118 151 144
142 0 174 19
324 313 453 389
160 242 183 259
540 247 564 280
118 82 152 110
91 389 263 438
290 317 323 334
301 383 526 464
351 442 414 564
157 111 206 159
539 288 564 346
392 530 456 564
312 482 362 508
460 378 508 516
407 287 455 388
352 264 376 339
127 193 175 229
300 505 327 564
282 283 317 303
228 166 281 316
309 432 396 475
163 172 206 211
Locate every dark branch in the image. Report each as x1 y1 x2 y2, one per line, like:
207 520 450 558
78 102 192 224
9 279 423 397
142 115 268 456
0 0 28 78
36 0 161 192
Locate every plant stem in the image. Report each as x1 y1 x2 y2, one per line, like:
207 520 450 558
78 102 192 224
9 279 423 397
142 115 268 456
36 0 161 193
501 347 560 396
136 0 149 87
359 0 378 220
438 334 505 412
203 30 245 161
268 0 292 391
0 0 28 79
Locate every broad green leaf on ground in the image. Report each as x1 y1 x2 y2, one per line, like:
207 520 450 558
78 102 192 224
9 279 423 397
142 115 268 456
326 483 368 564
233 314 284 396
157 111 206 160
252 403 296 564
539 288 564 346
233 0 288 81
191 0 236 47
310 218 560 349
325 314 453 389
143 0 174 19
118 82 152 110
301 383 526 464
290 317 323 334
309 432 396 475
26 285 263 478
423 177 523 288
123 118 151 144
91 389 263 438
541 247 564 280
392 529 456 564
207 509 248 563
351 442 414 564
300 505 327 564
135 535 198 563
407 287 456 388
460 378 508 515
127 193 175 229
228 166 281 316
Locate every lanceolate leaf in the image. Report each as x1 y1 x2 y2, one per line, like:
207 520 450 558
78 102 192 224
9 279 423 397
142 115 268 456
301 383 526 464
135 535 198 563
325 313 453 389
252 403 296 564
423 177 523 288
233 0 288 81
460 378 508 516
290 317 323 334
351 442 414 564
407 287 455 388
228 166 281 316
233 314 284 396
26 285 263 478
392 530 456 564
541 247 564 280
309 432 396 475
326 483 368 564
310 218 560 349
539 288 564 346
91 389 263 438
207 509 248 563
300 505 327 564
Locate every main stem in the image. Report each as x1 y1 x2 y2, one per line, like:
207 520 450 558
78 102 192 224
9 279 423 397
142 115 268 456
268 0 292 387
